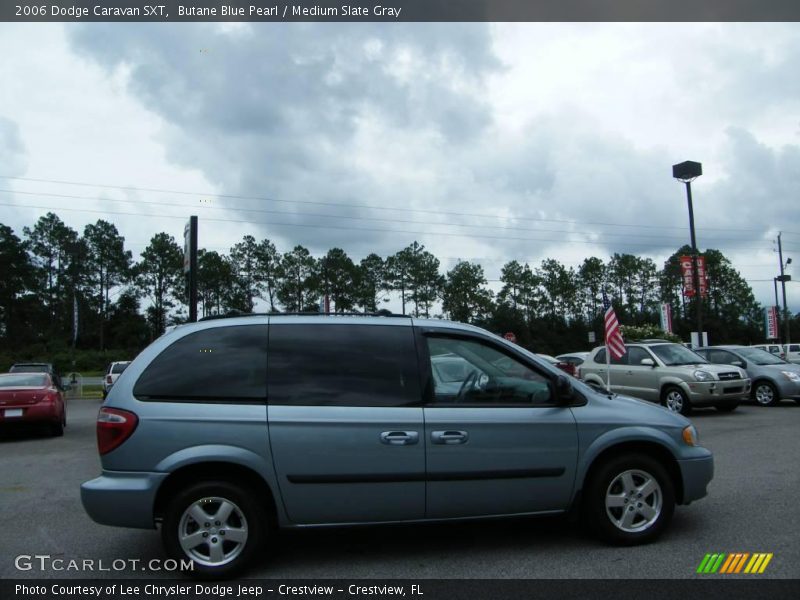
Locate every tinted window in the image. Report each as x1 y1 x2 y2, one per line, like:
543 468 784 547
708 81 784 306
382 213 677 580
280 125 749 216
111 362 130 374
268 324 420 407
628 347 652 365
427 336 553 405
0 374 49 388
789 345 800 352
707 350 736 365
133 325 267 401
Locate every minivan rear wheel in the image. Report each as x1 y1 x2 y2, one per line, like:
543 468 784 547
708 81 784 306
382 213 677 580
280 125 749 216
162 480 266 579
584 455 675 545
661 386 691 415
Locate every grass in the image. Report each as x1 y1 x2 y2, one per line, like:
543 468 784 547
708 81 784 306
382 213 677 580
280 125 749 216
67 383 104 399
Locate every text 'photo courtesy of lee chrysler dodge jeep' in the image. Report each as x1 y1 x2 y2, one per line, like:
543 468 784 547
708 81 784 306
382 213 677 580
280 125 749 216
579 341 751 415
82 315 714 578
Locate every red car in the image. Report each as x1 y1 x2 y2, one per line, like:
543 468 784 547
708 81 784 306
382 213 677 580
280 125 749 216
0 373 66 436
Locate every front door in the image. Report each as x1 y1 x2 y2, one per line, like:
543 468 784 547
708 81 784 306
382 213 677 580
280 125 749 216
421 334 579 519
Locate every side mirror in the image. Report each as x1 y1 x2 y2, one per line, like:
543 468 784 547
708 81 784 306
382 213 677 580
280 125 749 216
640 358 655 367
555 374 574 402
732 360 745 368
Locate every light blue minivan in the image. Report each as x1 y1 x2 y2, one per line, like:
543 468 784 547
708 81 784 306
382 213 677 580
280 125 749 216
82 315 713 578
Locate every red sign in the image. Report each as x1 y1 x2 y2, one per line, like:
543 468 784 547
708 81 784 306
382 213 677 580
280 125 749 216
766 306 779 339
503 332 517 343
679 255 708 298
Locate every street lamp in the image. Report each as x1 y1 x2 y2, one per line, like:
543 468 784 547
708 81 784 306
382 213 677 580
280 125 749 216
777 249 792 344
673 160 704 346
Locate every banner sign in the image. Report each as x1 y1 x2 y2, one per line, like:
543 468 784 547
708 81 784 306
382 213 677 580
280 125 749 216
183 220 191 273
765 306 779 339
659 303 673 334
680 255 708 298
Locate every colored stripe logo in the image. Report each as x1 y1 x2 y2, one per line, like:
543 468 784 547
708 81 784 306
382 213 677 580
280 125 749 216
697 553 773 574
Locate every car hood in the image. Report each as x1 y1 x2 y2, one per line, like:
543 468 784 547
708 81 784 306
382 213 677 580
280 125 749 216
757 363 800 374
595 390 691 427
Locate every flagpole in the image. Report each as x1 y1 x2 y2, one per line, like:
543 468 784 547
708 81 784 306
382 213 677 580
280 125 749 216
605 336 611 392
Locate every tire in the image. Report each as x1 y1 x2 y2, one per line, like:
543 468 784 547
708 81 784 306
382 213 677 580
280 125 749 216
161 480 266 579
583 454 675 545
661 385 692 415
49 420 64 437
714 403 738 413
752 381 779 407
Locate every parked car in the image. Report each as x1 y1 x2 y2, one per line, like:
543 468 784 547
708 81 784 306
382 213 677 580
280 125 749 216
0 372 67 436
103 361 132 399
783 343 800 365
9 362 64 390
555 352 590 377
580 341 750 415
81 315 713 578
693 345 800 406
536 354 578 377
751 344 786 361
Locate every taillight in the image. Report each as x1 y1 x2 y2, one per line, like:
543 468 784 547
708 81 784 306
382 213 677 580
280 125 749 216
96 407 138 455
105 375 113 384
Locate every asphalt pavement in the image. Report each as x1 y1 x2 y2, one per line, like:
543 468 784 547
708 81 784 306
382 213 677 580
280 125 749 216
1 397 798 580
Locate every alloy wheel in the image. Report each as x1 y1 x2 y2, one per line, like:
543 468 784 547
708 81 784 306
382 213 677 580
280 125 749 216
604 469 663 533
178 496 248 567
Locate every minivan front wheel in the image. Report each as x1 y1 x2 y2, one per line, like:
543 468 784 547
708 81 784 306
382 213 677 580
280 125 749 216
162 481 265 578
584 455 675 545
661 386 691 415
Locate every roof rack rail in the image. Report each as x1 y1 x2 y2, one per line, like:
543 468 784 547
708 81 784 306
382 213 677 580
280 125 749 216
198 310 411 322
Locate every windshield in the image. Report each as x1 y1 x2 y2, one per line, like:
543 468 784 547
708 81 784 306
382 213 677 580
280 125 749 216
0 374 49 388
738 348 787 365
650 344 709 366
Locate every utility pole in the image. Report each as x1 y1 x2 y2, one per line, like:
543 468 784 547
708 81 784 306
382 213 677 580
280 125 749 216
777 232 790 344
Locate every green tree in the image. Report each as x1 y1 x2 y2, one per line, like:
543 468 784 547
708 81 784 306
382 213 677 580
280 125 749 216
83 220 133 350
406 241 443 318
442 261 494 324
353 253 387 313
319 248 357 313
537 258 578 321
498 260 540 323
385 247 414 315
255 238 281 311
229 235 261 313
0 223 34 347
276 245 318 312
134 233 183 337
577 257 605 321
197 249 236 317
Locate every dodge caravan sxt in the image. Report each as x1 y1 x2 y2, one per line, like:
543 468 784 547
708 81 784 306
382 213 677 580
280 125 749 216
82 315 713 578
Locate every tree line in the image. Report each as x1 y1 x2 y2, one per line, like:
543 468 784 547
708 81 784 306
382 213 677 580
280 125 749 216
0 212 787 367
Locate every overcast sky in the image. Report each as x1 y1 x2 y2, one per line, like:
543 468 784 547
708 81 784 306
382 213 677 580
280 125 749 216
0 22 798 312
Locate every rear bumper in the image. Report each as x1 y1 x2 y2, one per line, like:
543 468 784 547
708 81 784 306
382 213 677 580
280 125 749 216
684 379 751 406
678 452 714 505
81 470 168 529
0 403 61 424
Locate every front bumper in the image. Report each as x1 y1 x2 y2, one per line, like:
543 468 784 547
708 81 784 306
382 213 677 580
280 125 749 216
81 470 168 529
678 451 714 505
683 379 751 406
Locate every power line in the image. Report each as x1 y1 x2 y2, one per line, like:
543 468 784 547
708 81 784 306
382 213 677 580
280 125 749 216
1 188 773 245
0 174 771 233
1 200 776 251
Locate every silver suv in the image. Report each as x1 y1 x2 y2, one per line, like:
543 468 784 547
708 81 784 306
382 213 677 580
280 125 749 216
581 342 750 414
82 315 714 578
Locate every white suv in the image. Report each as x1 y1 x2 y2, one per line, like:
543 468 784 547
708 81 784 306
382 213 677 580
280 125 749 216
103 361 131 399
783 343 800 365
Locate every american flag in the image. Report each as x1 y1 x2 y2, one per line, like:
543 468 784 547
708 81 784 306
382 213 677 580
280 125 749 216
602 290 626 360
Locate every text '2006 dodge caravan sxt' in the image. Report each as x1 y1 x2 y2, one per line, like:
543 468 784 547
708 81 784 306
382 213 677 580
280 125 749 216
82 315 713 578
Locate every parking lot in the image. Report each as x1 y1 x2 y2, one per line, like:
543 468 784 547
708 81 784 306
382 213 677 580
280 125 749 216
1 397 798 580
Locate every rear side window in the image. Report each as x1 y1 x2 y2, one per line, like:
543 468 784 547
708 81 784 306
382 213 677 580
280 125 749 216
111 363 130 374
133 325 267 402
789 345 800 352
593 348 627 365
268 324 420 407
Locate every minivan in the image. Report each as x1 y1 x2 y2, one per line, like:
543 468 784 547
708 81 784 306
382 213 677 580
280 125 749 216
82 315 714 578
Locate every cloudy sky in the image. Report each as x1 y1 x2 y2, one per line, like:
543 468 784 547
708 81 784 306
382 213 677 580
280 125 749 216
0 22 798 312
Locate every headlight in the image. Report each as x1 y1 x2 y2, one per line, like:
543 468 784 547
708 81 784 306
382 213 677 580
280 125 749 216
781 371 800 383
682 425 699 446
693 370 714 382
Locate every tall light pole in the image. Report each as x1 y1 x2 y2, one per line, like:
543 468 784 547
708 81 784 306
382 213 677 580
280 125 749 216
673 161 703 345
777 232 791 344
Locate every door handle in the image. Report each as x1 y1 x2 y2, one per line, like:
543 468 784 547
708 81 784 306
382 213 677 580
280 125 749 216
431 430 469 445
380 431 419 446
